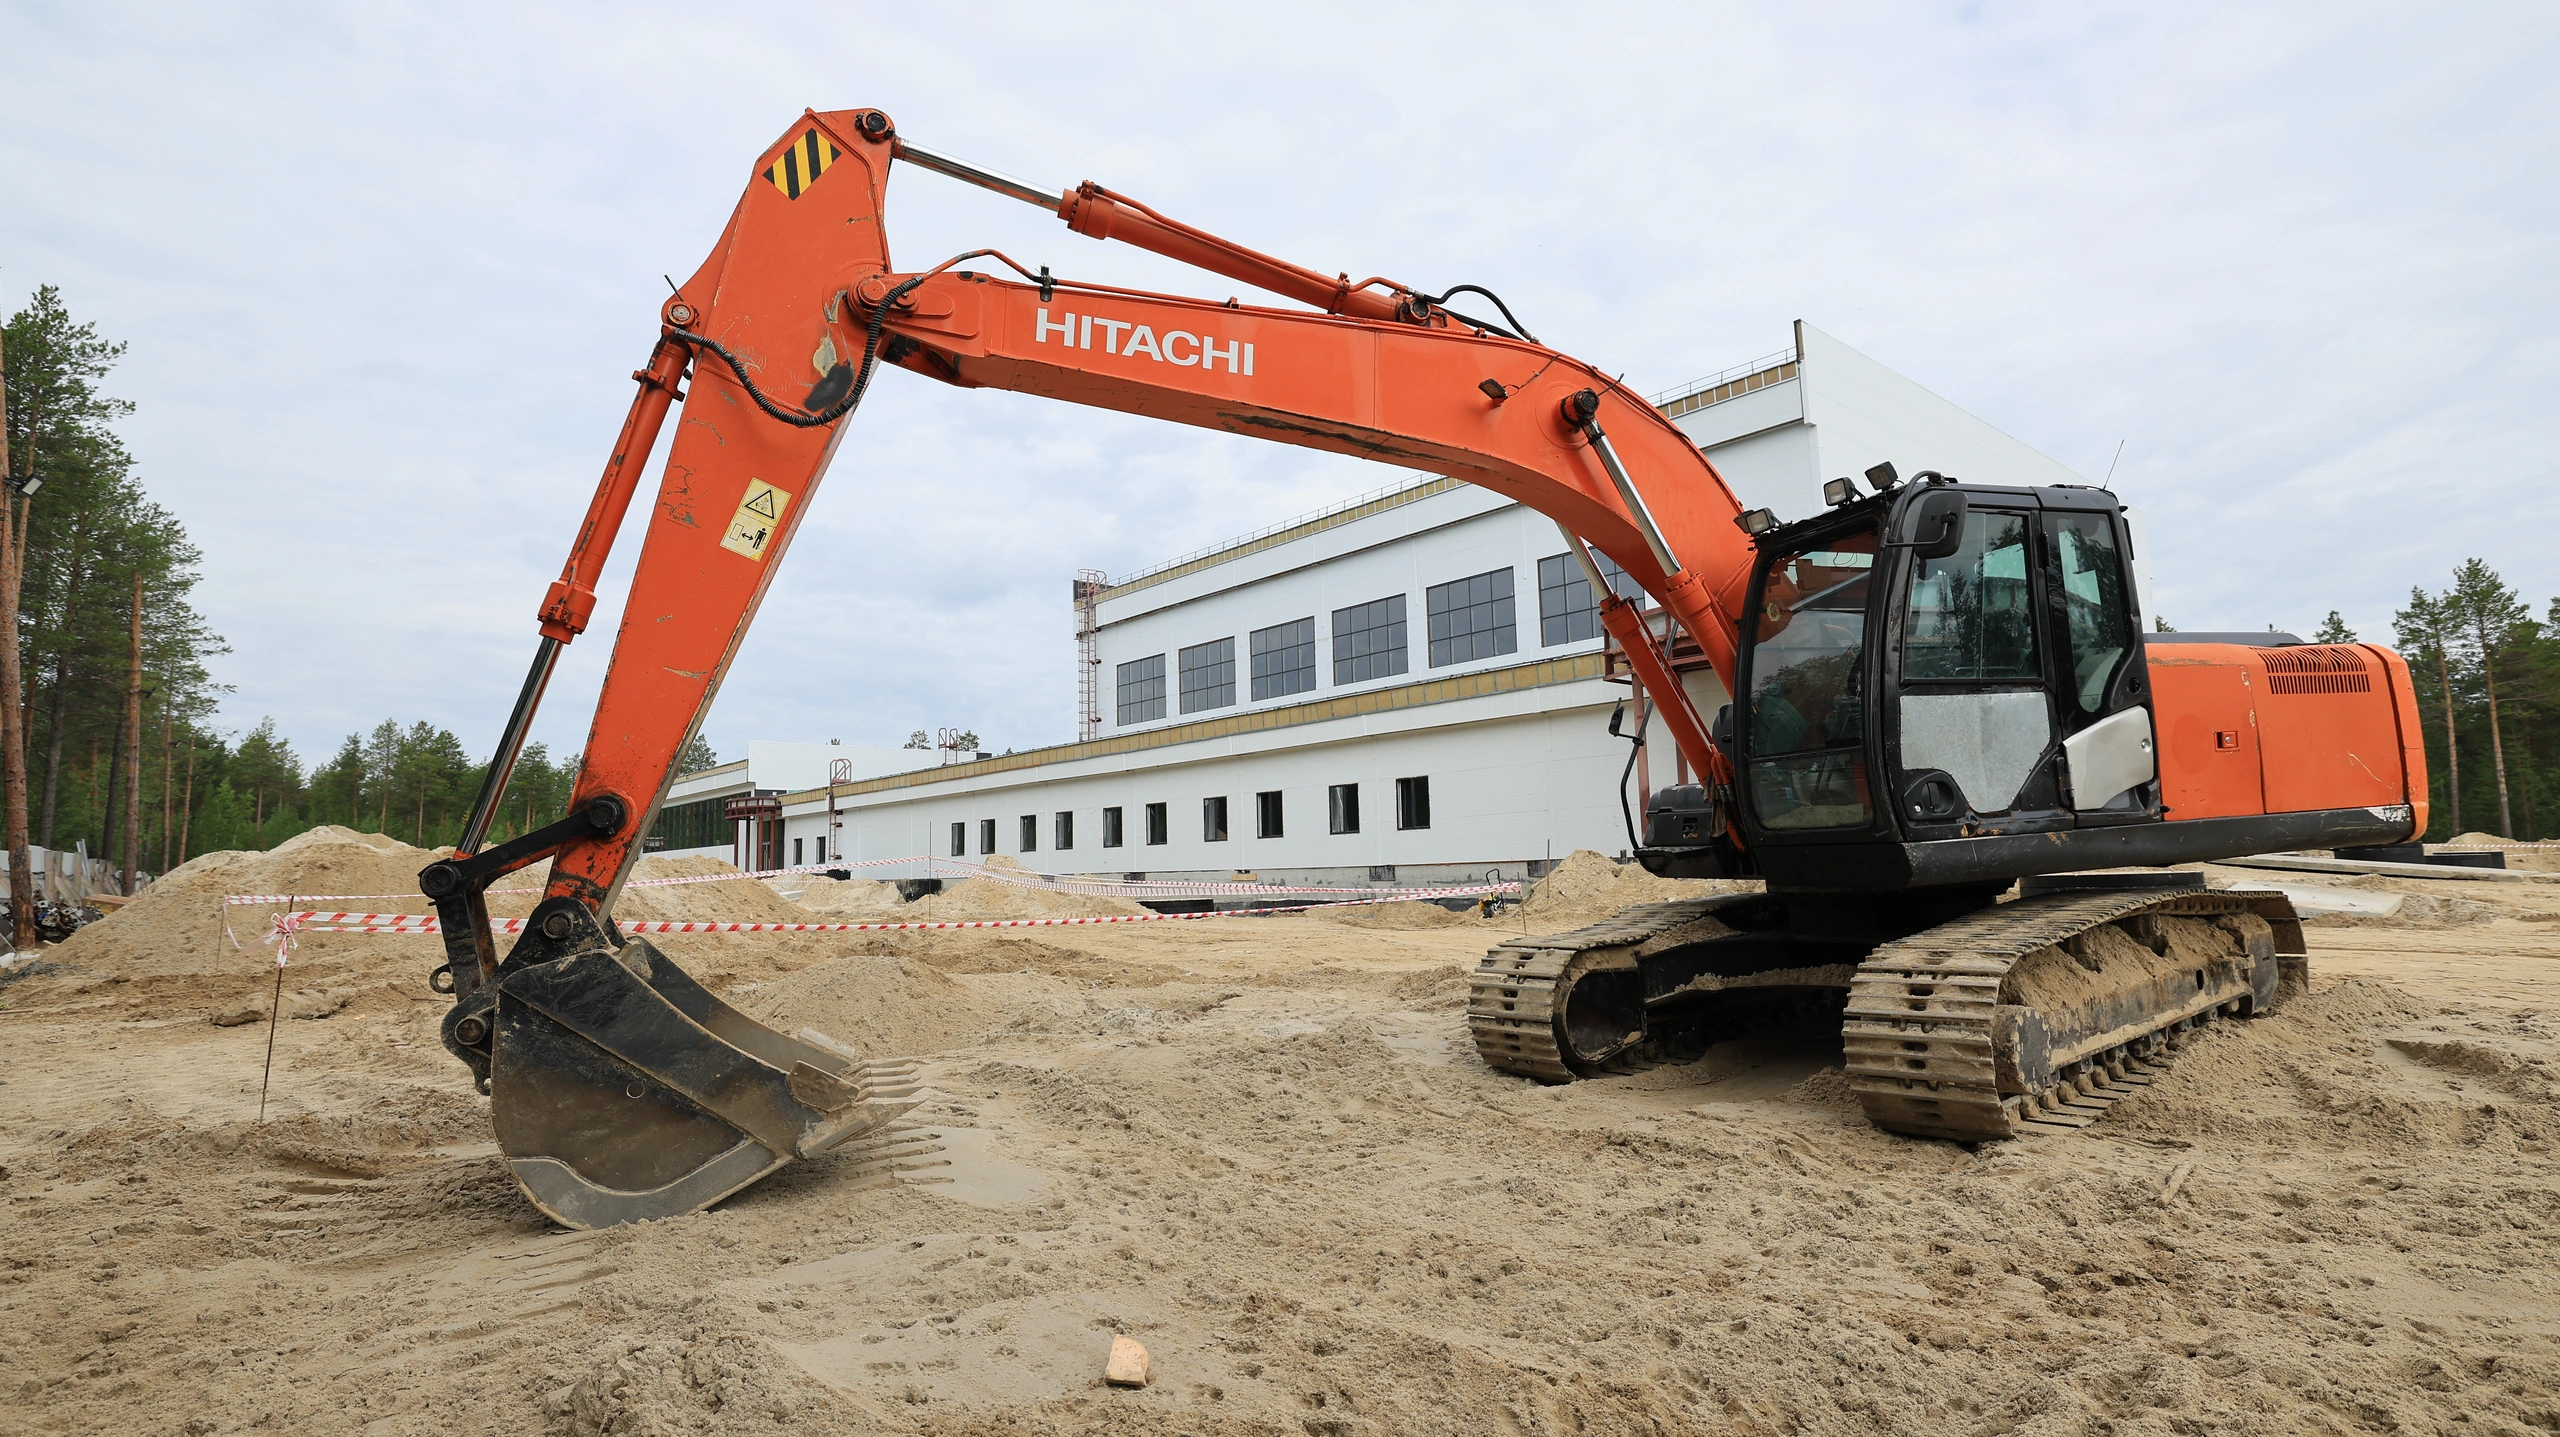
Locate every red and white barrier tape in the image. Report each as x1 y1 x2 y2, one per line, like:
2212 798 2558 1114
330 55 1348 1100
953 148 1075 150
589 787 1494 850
269 883 1519 946
220 853 931 907
228 855 1529 906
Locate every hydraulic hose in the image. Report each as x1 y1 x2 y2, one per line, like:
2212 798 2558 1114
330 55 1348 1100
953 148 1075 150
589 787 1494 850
1610 701 1645 853
671 273 929 429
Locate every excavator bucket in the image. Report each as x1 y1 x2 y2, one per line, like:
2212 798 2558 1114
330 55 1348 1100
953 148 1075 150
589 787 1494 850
477 916 919 1229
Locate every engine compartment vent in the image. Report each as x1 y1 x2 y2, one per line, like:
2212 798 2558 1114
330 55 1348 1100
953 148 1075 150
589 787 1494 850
2262 644 2372 694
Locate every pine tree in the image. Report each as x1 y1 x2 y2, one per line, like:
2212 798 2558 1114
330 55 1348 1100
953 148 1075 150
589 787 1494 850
2314 611 2356 644
676 734 718 775
2395 587 2462 838
2449 560 2531 838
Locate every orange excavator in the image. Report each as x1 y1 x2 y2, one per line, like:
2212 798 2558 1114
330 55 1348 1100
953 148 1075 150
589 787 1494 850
421 107 2428 1228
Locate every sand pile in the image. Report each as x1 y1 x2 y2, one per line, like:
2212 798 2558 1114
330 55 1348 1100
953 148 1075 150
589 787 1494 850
2443 829 2560 872
912 855 1150 920
615 854 813 924
50 825 484 978
737 950 1005 1056
1311 898 1478 929
1520 847 1742 926
777 876 912 920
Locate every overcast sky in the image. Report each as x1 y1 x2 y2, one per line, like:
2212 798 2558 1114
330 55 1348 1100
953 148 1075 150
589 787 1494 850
4 2 2554 772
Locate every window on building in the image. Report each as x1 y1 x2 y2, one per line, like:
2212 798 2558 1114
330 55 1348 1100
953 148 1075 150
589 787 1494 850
1396 775 1432 830
1331 595 1408 684
1250 617 1318 700
647 795 726 853
1054 810 1074 850
793 836 805 867
1144 801 1168 846
813 835 826 863
1116 654 1167 725
1178 637 1237 713
1256 789 1283 839
1204 795 1228 842
950 821 965 857
1427 567 1518 666
1329 783 1360 835
1536 551 1647 645
978 818 996 855
1019 814 1038 852
1102 806 1124 847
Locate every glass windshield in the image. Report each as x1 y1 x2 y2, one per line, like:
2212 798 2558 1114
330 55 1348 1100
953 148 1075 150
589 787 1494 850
1744 527 1879 832
1746 530 1878 758
2049 512 2133 723
1903 512 2038 681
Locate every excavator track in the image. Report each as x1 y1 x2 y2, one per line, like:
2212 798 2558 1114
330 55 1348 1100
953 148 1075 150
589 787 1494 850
1471 881 2306 1145
1470 894 1852 1081
1844 888 2305 1141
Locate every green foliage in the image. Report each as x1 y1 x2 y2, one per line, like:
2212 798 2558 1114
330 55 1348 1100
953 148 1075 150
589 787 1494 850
904 729 929 749
6 286 229 871
676 733 718 776
2314 610 2356 644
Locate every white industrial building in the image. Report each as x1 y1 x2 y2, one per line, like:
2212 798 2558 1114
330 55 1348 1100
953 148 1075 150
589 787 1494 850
648 323 2103 885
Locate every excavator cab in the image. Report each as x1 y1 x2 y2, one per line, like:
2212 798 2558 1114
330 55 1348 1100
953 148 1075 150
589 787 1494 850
1703 475 2165 892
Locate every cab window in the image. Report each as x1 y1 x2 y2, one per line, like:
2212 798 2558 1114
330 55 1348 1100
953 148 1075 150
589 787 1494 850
1903 512 2037 681
2048 512 2133 723
1744 528 1879 830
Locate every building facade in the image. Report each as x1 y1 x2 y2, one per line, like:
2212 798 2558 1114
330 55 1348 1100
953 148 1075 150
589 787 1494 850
707 324 2108 885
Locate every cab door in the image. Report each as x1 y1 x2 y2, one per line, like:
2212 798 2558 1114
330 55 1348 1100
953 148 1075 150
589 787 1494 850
1888 506 2071 836
2039 501 2161 824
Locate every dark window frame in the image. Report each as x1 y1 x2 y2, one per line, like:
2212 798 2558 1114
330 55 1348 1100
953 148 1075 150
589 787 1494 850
1426 567 1518 667
1144 801 1169 846
1019 814 1038 852
1178 637 1238 713
1328 783 1360 835
1116 653 1167 725
1204 795 1229 842
1054 810 1074 850
1331 595 1409 685
1256 789 1283 839
978 817 997 855
1396 775 1431 830
949 821 965 857
1249 617 1318 700
1102 806 1124 848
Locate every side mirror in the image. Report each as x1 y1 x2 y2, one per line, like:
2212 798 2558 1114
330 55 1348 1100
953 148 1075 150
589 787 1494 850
1899 489 1968 560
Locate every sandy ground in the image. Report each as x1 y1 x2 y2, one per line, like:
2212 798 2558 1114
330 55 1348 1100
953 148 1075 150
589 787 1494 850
3 840 2558 1436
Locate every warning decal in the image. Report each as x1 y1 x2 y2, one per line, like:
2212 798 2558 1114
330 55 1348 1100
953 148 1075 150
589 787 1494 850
719 479 794 561
762 129 840 200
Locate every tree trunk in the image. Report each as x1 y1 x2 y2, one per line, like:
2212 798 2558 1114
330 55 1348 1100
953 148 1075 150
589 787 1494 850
121 571 142 896
158 699 172 874
102 705 123 863
36 650 68 849
2437 648 2461 837
0 491 27 948
2485 656 2515 839
178 738 194 864
35 517 88 847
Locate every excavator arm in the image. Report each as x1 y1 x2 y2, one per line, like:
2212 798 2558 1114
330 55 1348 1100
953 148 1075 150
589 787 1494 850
423 106 1770 1227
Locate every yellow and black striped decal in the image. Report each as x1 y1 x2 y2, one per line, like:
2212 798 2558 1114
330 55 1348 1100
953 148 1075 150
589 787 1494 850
762 128 840 200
